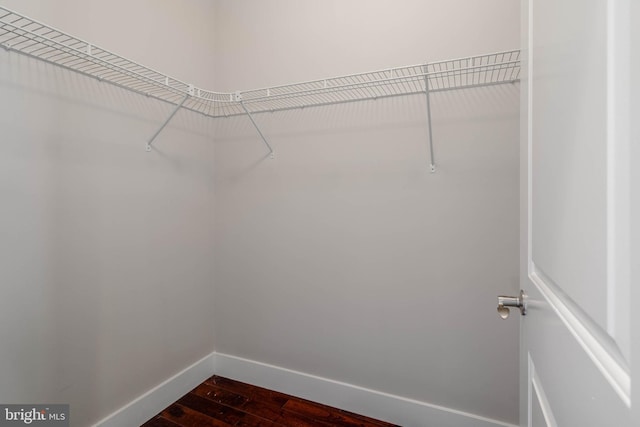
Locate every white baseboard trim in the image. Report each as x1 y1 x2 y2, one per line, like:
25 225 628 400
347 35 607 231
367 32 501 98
92 351 516 427
214 352 517 427
93 352 215 427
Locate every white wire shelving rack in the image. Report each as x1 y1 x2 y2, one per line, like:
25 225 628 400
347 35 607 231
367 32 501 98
0 5 520 170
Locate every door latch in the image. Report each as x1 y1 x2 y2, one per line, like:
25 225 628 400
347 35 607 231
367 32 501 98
497 290 527 319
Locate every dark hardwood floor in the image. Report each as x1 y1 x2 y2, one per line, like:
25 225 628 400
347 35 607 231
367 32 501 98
142 375 399 427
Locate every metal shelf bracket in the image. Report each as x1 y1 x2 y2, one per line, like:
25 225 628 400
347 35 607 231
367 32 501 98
424 65 436 173
146 86 193 151
236 92 275 159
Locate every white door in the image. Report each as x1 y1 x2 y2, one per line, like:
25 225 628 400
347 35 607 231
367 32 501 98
518 0 639 426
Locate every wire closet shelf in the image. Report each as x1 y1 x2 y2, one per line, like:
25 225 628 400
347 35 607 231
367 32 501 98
0 5 520 166
0 6 520 117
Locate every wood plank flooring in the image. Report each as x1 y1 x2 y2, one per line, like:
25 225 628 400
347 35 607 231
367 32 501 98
142 375 399 427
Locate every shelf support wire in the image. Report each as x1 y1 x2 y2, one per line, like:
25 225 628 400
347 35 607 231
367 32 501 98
236 92 275 159
423 64 436 173
146 92 190 151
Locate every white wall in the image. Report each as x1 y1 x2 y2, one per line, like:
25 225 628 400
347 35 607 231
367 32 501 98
0 1 520 425
0 1 216 425
211 0 520 424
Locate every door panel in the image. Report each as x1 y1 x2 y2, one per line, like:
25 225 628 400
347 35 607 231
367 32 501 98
530 361 554 427
524 284 629 426
530 391 547 427
521 0 634 425
531 0 608 336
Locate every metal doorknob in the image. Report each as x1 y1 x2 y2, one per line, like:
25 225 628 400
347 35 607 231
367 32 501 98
497 290 527 319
